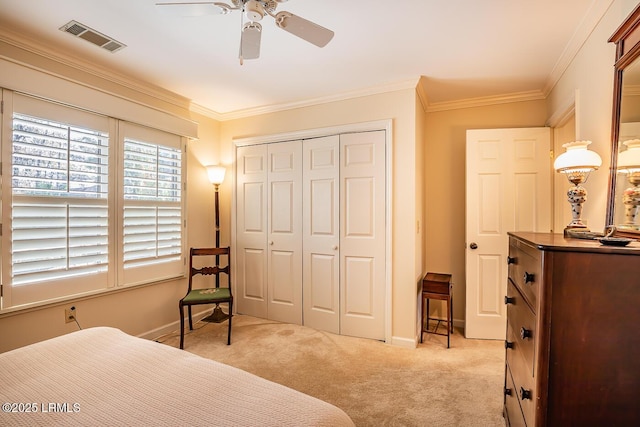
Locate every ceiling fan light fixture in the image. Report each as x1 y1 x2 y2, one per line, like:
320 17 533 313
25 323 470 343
245 0 264 21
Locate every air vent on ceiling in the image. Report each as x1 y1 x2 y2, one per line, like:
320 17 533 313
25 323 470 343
59 20 126 53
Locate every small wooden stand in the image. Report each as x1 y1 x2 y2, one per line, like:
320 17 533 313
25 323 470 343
420 272 453 348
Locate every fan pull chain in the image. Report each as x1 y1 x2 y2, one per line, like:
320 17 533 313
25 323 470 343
238 2 245 65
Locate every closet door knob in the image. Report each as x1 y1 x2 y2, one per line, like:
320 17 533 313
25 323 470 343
269 241 274 246
333 245 338 250
469 242 478 250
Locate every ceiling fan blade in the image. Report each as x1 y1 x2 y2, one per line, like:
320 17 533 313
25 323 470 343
274 11 334 47
240 22 262 60
155 2 234 17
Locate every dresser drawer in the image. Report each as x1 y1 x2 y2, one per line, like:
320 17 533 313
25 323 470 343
508 237 541 311
505 280 537 427
504 365 526 427
505 279 536 375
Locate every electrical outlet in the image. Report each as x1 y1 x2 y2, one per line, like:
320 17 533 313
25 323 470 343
65 306 76 323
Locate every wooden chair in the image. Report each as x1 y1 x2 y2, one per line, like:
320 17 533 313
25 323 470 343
179 247 232 349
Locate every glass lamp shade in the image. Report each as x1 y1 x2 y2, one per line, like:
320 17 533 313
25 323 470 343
617 139 640 173
553 140 602 173
206 165 226 185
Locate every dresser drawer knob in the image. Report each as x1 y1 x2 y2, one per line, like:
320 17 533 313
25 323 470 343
523 272 535 284
505 340 514 349
504 387 513 396
504 296 515 305
520 387 532 400
507 256 516 264
520 327 532 340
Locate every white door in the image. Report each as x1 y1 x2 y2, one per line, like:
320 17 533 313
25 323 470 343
302 135 340 333
340 131 386 340
236 144 268 318
267 141 303 324
465 128 551 339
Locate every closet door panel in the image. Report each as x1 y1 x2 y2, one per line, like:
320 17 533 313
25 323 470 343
236 145 268 318
340 131 386 340
303 136 340 333
267 141 303 324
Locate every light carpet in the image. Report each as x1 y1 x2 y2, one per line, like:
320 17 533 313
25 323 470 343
158 314 506 427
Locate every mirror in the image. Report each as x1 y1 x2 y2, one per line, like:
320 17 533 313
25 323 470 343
607 4 640 238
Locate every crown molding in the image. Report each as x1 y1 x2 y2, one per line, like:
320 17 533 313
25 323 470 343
543 0 614 96
0 27 192 111
425 90 546 112
198 78 421 121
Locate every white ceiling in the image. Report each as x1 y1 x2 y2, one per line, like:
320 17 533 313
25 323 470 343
0 0 612 119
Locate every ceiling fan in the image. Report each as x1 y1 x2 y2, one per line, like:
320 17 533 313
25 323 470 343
155 0 334 63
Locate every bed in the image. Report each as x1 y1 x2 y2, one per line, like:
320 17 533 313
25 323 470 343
0 326 354 426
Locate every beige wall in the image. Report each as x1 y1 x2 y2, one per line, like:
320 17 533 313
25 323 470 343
548 0 639 230
422 100 548 326
422 0 638 330
553 114 577 232
0 43 222 353
2 0 636 352
219 89 421 346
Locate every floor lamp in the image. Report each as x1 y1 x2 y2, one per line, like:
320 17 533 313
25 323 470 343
202 164 228 323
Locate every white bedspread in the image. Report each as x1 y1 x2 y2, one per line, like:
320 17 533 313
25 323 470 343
0 327 354 426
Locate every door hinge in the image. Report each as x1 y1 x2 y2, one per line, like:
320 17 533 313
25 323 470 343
550 150 554 159
1 99 4 114
0 284 3 297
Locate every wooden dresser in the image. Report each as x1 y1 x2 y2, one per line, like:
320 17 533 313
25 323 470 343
504 232 640 427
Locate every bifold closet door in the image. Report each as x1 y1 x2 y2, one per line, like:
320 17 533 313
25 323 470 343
339 130 386 340
236 144 268 318
267 142 302 324
236 142 302 324
302 136 340 334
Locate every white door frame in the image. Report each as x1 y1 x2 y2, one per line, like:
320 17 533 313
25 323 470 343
232 119 393 343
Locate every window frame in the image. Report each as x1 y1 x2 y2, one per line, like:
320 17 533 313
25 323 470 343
0 90 188 310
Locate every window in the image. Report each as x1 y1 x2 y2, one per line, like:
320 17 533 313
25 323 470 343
11 113 110 286
119 123 184 286
1 93 186 309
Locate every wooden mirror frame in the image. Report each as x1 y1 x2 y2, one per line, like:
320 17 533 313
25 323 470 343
607 4 640 238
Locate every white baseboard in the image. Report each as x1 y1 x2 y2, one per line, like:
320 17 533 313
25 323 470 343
390 335 416 349
137 308 213 341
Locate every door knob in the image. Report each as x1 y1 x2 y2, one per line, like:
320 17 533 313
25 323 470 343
469 242 478 250
333 245 338 250
269 241 274 245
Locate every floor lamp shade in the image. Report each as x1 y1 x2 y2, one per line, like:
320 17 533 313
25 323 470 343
207 165 226 185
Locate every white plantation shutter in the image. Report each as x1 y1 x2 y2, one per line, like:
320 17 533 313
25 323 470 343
120 123 185 285
1 93 186 309
4 94 112 307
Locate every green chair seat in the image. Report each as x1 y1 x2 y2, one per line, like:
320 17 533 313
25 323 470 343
183 287 231 303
